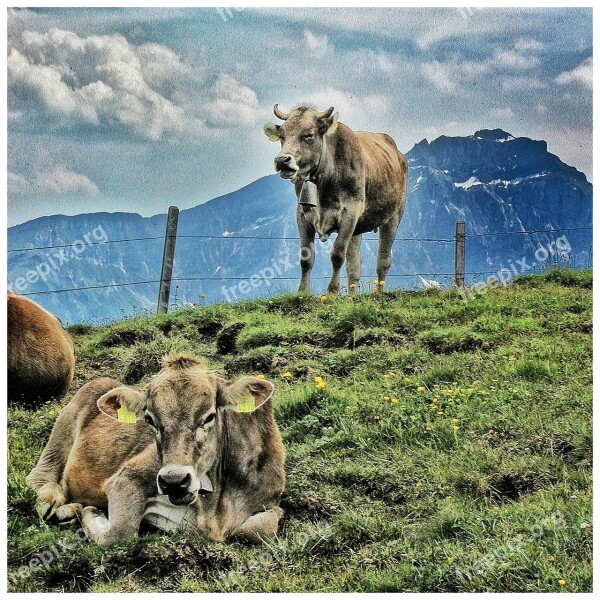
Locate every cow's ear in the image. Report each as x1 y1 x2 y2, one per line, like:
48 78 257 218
264 122 280 142
218 376 274 413
97 387 145 424
319 112 339 136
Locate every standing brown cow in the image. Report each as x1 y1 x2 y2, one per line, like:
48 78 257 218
264 104 408 294
8 293 75 407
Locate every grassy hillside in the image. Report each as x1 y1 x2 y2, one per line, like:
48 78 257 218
8 269 592 592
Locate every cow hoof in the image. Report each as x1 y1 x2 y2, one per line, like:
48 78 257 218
36 500 56 522
55 503 84 525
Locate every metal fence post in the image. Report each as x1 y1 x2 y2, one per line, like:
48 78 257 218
157 206 179 314
454 221 465 288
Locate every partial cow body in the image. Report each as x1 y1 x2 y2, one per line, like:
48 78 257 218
26 356 285 546
264 105 408 294
8 292 75 407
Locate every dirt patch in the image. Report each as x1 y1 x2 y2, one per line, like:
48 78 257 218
216 323 245 354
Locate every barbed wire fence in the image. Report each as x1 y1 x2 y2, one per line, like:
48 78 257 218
7 220 593 311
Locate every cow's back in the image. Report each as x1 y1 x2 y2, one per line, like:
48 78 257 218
8 293 75 407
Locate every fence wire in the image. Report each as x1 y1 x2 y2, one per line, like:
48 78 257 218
8 225 591 297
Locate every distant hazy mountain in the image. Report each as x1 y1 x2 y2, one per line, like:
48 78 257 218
8 129 592 324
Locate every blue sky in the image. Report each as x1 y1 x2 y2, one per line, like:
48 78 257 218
7 7 593 226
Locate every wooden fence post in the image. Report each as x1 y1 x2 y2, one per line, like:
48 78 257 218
157 206 179 314
454 221 465 288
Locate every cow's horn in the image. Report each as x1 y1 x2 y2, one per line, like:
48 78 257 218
273 104 289 120
316 106 335 119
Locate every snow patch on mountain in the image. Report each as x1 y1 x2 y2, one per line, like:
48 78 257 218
454 176 483 190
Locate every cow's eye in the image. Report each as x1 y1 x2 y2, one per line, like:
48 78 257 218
303 134 314 143
145 414 158 432
202 413 216 427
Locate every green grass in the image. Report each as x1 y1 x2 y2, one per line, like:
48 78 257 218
8 268 592 592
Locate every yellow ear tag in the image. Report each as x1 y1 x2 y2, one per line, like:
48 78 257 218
237 396 256 413
268 134 279 142
117 404 137 424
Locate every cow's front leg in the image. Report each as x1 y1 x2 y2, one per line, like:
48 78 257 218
296 207 316 292
233 507 283 544
82 466 155 546
345 234 362 293
327 215 359 295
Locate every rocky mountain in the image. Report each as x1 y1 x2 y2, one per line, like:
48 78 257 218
8 129 592 324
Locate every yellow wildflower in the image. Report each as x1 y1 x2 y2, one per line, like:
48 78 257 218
437 411 444 416
391 398 399 404
256 374 265 380
558 580 566 586
320 295 328 302
452 418 460 424
379 280 385 286
453 426 459 432
316 380 326 389
383 374 391 379
417 386 426 393
281 372 292 379
415 482 422 488
547 556 555 562
314 376 323 383
349 283 357 289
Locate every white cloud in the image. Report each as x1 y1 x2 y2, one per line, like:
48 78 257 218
421 61 456 93
421 37 544 94
203 74 261 128
493 49 540 70
9 166 100 196
306 86 389 126
303 29 333 58
420 60 486 94
8 27 262 141
489 107 515 119
555 57 592 89
501 76 547 91
8 171 33 195
514 38 544 52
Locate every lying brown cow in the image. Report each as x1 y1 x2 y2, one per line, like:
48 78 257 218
26 355 285 546
8 292 75 407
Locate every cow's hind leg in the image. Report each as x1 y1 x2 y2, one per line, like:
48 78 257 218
376 216 401 286
234 507 283 544
345 234 362 293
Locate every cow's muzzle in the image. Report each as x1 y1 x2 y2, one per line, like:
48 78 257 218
274 154 299 179
157 466 199 506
